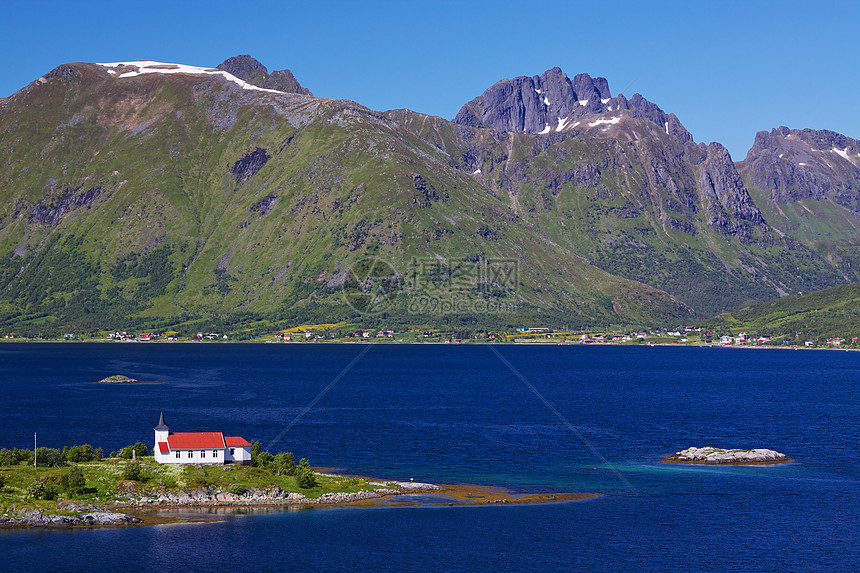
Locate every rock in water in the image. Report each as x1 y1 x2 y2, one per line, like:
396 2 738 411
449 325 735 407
666 446 790 464
96 375 141 384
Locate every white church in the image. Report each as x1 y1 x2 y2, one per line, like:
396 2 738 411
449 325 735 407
153 412 252 465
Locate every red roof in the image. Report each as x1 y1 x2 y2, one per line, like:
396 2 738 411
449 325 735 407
224 436 251 447
158 442 170 453
167 432 226 449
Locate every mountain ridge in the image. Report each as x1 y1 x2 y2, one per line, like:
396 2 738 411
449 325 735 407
0 57 855 335
0 59 695 336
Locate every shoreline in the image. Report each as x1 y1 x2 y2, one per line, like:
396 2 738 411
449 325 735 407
1 477 598 529
1 339 857 352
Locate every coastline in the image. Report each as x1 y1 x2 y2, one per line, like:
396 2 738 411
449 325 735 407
1 477 598 529
2 338 857 352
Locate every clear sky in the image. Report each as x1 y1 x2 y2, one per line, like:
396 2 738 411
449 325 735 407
1 0 857 159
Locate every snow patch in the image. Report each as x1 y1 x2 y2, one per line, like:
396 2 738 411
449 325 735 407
473 168 482 175
601 98 611 104
543 96 550 106
589 116 621 127
578 100 589 106
798 162 808 166
571 121 581 128
556 116 570 131
778 153 784 158
833 147 852 161
535 88 542 94
97 60 284 94
538 124 551 134
664 121 669 135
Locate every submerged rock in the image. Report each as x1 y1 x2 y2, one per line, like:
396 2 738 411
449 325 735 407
667 446 790 464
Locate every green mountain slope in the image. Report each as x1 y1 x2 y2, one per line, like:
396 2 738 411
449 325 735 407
710 282 860 341
0 61 691 335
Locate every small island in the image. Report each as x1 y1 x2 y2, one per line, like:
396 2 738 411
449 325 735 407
96 375 144 385
664 446 791 465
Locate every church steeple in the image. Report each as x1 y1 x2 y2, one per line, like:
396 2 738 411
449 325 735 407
154 412 170 461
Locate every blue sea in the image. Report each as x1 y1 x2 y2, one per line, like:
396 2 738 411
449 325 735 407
1 343 858 571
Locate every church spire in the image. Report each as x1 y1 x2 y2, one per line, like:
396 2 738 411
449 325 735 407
155 411 169 431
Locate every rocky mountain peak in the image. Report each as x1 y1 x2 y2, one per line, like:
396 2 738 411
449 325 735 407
217 55 312 96
453 67 612 133
217 55 269 85
452 67 691 143
739 126 860 207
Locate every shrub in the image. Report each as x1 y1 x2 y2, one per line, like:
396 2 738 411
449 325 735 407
122 460 143 481
35 447 65 467
0 448 16 466
27 480 46 499
67 444 96 463
60 465 86 496
255 451 273 468
227 484 247 495
272 452 295 476
296 458 317 489
118 442 149 459
27 479 56 500
250 441 273 468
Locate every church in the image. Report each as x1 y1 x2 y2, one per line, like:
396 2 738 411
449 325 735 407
153 412 252 465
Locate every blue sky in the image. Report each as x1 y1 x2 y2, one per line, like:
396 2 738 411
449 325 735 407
1 0 857 159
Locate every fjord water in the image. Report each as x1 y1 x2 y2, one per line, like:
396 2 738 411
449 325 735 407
1 343 858 572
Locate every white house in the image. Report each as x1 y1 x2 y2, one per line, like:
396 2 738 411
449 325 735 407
153 412 252 465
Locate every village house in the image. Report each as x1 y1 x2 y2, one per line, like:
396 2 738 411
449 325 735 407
153 412 252 465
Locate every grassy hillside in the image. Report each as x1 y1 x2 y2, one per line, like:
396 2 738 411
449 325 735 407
710 282 860 341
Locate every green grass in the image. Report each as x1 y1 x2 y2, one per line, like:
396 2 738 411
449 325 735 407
708 282 860 341
0 457 390 517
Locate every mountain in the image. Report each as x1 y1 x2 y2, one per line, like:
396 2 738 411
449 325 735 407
216 55 312 95
388 68 843 316
0 59 693 336
1 59 855 336
737 127 860 280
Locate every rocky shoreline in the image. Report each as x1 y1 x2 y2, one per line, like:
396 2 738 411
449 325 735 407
0 502 142 527
0 481 442 528
664 447 790 464
116 480 442 509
